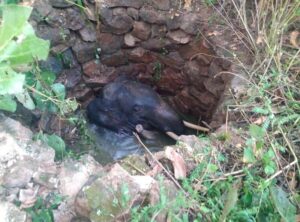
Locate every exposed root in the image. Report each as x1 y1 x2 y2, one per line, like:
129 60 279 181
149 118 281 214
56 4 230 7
183 121 210 132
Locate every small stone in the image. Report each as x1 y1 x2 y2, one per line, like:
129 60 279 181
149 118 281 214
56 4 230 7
127 7 139 20
204 78 225 97
178 41 214 62
104 15 133 34
49 0 73 8
184 61 209 84
66 7 86 31
124 33 140 47
45 9 67 28
101 51 128 67
61 66 82 89
131 21 151 40
166 14 182 30
39 56 64 75
157 68 186 94
140 6 166 24
79 25 97 42
189 88 216 107
72 39 98 64
180 13 201 35
127 47 156 63
141 38 173 51
60 48 78 68
112 7 127 16
104 0 144 8
151 24 167 38
3 160 36 188
31 0 52 22
36 25 71 46
98 33 124 54
167 30 191 44
147 0 171 11
68 84 93 101
33 172 58 189
83 60 116 87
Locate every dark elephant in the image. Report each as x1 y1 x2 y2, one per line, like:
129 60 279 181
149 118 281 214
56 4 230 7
87 76 185 135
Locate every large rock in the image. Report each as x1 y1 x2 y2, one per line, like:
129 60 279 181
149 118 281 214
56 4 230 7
58 155 103 198
75 164 156 222
0 202 27 222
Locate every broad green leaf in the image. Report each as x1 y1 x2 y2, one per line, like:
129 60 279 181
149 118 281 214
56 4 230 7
252 107 269 115
46 134 66 160
0 95 17 112
51 83 65 100
243 147 255 163
8 32 50 65
0 5 32 51
41 71 56 86
36 133 66 160
270 186 296 222
264 164 276 175
219 180 241 222
249 124 265 140
15 89 35 110
0 65 25 95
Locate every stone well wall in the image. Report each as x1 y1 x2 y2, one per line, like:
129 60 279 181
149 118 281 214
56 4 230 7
31 0 232 123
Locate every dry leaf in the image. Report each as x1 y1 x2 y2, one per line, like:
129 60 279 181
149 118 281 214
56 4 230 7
165 147 187 179
184 0 192 9
147 164 163 177
252 116 267 125
290 31 299 48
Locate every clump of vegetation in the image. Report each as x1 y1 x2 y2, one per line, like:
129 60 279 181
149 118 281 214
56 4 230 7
131 0 300 221
0 4 78 159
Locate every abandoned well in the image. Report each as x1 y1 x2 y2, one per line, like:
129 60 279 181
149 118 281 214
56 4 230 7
31 0 235 126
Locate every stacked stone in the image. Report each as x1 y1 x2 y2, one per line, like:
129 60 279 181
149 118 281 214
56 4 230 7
31 0 231 122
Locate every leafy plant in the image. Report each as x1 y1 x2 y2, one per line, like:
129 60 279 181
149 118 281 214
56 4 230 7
0 5 49 112
34 132 66 161
25 194 63 222
0 5 78 115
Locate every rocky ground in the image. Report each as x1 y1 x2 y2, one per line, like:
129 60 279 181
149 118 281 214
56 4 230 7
0 114 246 221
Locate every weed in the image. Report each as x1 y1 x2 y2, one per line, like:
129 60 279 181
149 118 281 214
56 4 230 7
25 193 63 222
153 61 163 82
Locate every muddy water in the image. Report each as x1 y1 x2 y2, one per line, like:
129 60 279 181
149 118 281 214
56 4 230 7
88 124 175 164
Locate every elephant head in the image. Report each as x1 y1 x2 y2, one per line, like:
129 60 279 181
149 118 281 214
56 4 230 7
87 76 185 135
